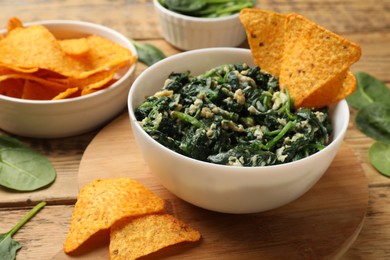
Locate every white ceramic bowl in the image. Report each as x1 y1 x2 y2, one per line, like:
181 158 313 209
128 48 349 214
0 20 137 138
153 0 247 50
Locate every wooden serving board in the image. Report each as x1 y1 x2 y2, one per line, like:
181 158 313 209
56 112 369 259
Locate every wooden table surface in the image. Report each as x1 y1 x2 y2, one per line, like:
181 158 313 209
0 0 389 259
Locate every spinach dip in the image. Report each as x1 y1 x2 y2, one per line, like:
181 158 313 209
135 63 332 167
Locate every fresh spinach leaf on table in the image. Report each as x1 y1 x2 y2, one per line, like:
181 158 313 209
369 142 390 177
0 202 46 260
346 72 390 110
0 135 56 191
347 72 390 177
131 40 166 67
355 102 390 144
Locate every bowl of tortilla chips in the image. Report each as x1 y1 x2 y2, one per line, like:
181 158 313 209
0 18 137 138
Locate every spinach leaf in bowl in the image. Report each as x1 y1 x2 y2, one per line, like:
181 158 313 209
159 0 256 18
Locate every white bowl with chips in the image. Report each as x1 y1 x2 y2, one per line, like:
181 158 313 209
128 48 350 214
153 0 247 50
0 20 137 138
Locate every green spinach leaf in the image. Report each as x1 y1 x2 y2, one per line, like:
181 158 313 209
346 72 390 110
348 72 390 177
163 0 206 14
0 135 25 149
355 103 390 144
369 142 390 177
0 135 56 191
131 40 166 67
159 0 255 18
0 202 46 260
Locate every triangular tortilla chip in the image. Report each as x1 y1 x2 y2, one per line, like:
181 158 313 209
22 79 61 100
301 70 356 108
63 178 165 254
279 13 361 107
7 16 24 35
59 38 90 56
110 214 201 260
239 9 287 76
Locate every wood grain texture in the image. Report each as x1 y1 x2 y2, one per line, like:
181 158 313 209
0 0 159 39
1 187 386 260
0 205 74 260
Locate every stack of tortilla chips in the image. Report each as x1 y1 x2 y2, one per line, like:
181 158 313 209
239 9 361 108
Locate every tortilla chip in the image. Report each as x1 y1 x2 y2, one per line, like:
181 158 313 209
59 38 90 56
0 17 136 100
73 35 133 79
110 214 201 260
0 78 24 98
0 62 39 73
0 24 133 79
0 66 19 75
67 63 125 96
7 16 23 35
63 178 165 254
0 73 68 93
240 9 361 108
300 70 356 107
0 24 63 68
52 87 80 100
239 9 287 76
279 13 361 107
22 80 61 100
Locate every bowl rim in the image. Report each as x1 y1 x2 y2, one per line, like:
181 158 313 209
128 47 350 171
0 19 137 105
153 0 240 22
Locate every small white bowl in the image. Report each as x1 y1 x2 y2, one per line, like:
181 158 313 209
128 48 349 214
153 0 247 50
0 20 137 138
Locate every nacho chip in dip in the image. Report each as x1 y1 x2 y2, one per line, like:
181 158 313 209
239 9 361 108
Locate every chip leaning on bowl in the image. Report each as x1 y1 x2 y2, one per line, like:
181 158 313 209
239 9 361 108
